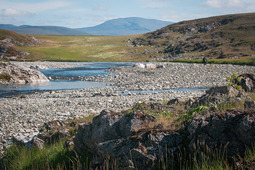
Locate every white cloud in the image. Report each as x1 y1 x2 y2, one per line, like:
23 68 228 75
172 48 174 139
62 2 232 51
160 10 210 22
204 0 222 8
93 6 109 11
0 8 33 17
137 0 174 9
0 0 71 13
204 0 255 10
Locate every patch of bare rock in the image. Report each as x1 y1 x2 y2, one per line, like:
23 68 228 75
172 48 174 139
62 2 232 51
0 62 49 85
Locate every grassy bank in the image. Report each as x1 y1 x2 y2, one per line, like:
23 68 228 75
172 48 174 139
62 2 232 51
18 34 255 65
18 34 150 62
169 57 255 66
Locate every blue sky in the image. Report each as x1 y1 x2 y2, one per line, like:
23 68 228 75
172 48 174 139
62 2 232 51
0 0 254 28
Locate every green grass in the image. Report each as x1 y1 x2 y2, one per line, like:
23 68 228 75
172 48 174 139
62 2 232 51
18 34 150 62
168 57 255 66
2 139 91 170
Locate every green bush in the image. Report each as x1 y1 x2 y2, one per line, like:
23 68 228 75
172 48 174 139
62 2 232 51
177 106 208 125
0 72 12 81
226 73 242 91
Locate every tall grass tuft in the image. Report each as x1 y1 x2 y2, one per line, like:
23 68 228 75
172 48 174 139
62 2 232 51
2 139 91 170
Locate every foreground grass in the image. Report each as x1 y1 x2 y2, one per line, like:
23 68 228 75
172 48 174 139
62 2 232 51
2 137 254 170
1 140 90 170
19 34 150 62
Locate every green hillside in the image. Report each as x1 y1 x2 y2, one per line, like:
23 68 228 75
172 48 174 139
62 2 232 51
0 29 32 45
128 13 255 64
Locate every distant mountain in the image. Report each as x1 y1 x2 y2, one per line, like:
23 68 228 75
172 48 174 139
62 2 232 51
0 17 173 36
0 25 89 35
76 17 173 35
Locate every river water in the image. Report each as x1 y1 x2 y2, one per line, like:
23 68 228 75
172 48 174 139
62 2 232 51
0 62 207 97
0 62 131 97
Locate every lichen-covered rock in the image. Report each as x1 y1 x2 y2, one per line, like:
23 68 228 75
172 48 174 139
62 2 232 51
191 86 240 110
238 73 255 92
188 108 255 159
74 110 183 169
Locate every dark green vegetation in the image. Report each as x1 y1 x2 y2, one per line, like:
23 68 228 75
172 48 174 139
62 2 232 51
130 13 255 64
0 72 12 81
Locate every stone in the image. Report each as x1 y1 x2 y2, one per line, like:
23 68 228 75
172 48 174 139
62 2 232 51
0 62 49 85
145 63 156 69
38 120 69 143
192 86 239 108
32 137 44 149
133 63 145 68
188 108 255 160
167 98 186 105
74 109 183 169
238 74 255 92
244 100 255 109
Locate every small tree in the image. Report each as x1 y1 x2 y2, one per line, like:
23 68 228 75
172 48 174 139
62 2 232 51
226 73 242 91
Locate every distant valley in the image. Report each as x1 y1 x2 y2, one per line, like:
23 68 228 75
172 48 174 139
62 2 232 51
0 17 173 36
0 13 254 65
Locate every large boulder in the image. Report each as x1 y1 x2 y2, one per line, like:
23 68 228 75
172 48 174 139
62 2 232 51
74 110 184 169
238 73 255 92
191 86 241 110
188 108 255 159
0 62 49 85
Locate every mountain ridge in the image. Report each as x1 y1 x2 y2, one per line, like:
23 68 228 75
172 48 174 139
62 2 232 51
0 25 89 35
0 17 173 36
77 17 173 35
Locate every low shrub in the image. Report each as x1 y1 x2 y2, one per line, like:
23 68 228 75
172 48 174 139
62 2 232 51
0 72 12 81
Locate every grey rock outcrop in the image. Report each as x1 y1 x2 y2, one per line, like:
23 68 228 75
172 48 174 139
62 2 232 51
191 86 241 110
0 62 49 85
188 108 255 159
74 104 255 169
238 73 255 92
74 110 183 169
38 120 70 143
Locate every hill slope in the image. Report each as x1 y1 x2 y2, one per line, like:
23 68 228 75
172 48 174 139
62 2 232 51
129 13 255 61
77 17 173 35
0 29 42 60
0 25 89 35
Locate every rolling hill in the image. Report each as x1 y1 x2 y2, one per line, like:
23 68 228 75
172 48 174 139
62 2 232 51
129 13 255 62
0 29 44 61
77 17 173 35
0 25 89 35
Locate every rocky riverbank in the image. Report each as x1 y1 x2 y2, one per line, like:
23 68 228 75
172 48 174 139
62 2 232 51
83 62 255 91
0 62 255 157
